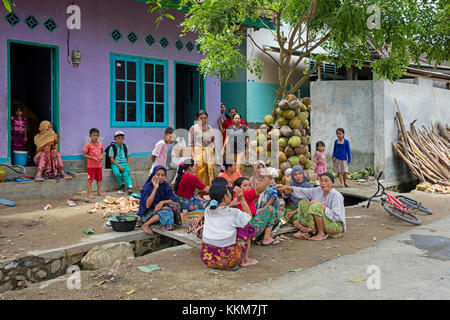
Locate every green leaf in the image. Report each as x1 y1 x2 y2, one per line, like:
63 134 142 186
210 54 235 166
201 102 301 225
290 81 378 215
164 13 175 20
3 0 11 12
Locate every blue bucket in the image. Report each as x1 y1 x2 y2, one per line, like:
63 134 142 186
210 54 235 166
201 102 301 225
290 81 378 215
13 151 29 166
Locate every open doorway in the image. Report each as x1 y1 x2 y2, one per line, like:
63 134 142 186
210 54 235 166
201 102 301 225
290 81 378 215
8 41 58 164
175 63 205 129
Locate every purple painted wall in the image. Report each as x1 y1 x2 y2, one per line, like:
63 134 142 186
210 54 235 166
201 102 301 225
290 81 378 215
0 0 221 161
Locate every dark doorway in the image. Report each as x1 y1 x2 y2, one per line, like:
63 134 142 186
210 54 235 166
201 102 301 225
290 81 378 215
9 41 58 161
175 63 205 129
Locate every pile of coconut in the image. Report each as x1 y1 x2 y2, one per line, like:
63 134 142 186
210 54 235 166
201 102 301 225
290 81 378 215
250 94 313 184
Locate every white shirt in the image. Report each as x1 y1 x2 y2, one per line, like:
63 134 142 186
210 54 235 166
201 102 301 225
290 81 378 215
202 206 252 247
292 187 346 232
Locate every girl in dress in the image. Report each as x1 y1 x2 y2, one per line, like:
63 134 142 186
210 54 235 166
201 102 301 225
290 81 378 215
314 141 327 180
11 103 28 152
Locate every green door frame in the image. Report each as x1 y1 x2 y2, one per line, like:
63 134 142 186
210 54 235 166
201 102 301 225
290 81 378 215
173 61 205 129
7 39 60 163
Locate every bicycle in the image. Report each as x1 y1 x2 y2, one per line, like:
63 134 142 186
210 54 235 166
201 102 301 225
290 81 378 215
366 172 432 225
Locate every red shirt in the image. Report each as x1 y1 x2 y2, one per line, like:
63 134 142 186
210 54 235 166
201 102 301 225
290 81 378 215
176 173 207 199
235 188 258 216
83 142 104 168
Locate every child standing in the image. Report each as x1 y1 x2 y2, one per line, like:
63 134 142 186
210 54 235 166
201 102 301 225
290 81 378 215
83 128 105 198
11 103 28 152
108 130 133 194
314 141 327 180
150 127 175 174
332 128 351 187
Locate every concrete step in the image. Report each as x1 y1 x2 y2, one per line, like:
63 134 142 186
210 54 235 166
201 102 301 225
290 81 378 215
0 164 256 201
0 169 173 201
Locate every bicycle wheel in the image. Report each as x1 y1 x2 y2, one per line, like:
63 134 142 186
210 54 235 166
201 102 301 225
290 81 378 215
383 203 422 225
396 195 433 215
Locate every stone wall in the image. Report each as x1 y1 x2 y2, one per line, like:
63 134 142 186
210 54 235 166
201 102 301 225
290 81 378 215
0 234 183 294
0 253 66 293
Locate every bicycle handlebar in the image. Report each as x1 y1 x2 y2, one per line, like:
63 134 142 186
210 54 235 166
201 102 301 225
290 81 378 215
366 171 384 209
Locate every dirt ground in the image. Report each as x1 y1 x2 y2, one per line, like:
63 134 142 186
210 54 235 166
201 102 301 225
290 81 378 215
1 182 449 300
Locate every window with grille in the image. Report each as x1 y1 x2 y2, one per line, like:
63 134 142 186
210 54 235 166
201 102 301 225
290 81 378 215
111 54 168 128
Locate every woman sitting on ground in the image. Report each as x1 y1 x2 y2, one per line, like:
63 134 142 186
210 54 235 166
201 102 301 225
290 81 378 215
249 160 280 212
138 165 181 235
201 177 258 270
276 173 346 241
33 120 72 181
233 167 280 246
174 158 210 212
283 166 314 224
218 163 242 184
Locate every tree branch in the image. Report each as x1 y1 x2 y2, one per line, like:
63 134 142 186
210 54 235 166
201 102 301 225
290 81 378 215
285 32 331 83
289 59 322 94
288 0 318 52
247 33 282 68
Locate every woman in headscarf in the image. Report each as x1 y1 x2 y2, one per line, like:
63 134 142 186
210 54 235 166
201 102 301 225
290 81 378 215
138 165 181 235
277 173 346 241
282 165 314 225
249 160 280 212
33 121 71 181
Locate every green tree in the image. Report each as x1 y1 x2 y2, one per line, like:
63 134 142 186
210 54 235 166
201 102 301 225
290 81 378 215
149 0 448 112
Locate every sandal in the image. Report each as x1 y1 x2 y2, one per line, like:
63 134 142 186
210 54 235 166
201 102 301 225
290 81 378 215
261 238 281 246
62 173 72 180
212 265 240 271
34 175 44 181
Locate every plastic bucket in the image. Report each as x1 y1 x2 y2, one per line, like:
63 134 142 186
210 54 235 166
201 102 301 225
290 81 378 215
13 151 29 166
110 215 137 232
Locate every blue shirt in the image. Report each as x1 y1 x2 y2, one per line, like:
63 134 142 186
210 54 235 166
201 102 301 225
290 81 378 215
108 143 128 165
332 138 351 163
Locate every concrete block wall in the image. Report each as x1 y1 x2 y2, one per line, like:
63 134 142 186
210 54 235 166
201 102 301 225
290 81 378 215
310 80 375 172
311 78 450 182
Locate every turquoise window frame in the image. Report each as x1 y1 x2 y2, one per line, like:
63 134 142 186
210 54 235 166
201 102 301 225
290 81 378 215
110 53 168 128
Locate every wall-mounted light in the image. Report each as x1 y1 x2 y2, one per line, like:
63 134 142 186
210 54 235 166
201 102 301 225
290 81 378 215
68 49 81 67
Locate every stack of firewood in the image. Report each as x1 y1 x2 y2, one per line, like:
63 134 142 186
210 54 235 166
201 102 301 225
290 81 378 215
392 99 450 188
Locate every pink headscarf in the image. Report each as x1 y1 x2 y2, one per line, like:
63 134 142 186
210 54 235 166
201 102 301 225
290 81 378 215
249 160 275 188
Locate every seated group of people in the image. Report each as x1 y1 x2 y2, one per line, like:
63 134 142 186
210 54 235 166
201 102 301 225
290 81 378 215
137 159 346 271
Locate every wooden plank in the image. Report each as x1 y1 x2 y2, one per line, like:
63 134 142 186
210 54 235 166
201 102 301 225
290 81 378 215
151 226 202 248
151 222 297 249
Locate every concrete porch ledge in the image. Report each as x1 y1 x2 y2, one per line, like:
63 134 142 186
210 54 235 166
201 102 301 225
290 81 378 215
0 169 177 201
0 163 257 201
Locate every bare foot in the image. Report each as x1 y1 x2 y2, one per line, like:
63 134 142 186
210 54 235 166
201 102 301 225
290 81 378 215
97 192 106 197
240 258 259 267
141 224 153 235
294 221 314 233
87 193 95 199
293 231 310 240
310 233 328 241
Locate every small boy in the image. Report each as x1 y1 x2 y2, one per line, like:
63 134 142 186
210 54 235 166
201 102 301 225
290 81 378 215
150 127 175 174
109 130 133 194
83 128 105 198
